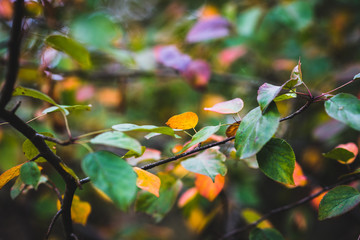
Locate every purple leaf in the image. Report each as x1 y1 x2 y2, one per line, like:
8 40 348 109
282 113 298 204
155 45 191 71
186 17 230 43
182 60 211 89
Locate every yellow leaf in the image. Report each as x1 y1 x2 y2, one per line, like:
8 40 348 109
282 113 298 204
57 195 91 225
133 167 161 197
0 163 24 190
166 112 198 130
241 208 272 229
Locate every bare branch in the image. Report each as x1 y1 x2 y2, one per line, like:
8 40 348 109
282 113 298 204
220 174 360 239
45 209 62 240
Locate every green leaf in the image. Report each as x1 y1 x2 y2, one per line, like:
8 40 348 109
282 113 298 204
81 151 137 210
71 13 122 50
249 228 285 240
45 35 91 68
20 162 41 189
22 132 56 163
112 123 176 137
90 131 142 155
235 103 280 159
13 86 69 115
284 63 303 89
257 83 282 111
237 7 264 37
181 149 227 181
10 177 25 200
135 173 182 222
123 146 146 158
179 125 220 154
324 93 360 131
274 90 297 102
323 148 355 163
318 185 360 220
42 104 92 115
256 138 295 185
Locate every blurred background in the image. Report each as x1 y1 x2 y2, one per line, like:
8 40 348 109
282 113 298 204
1 0 360 239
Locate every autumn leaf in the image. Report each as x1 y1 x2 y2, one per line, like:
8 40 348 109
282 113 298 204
336 143 358 164
285 161 307 188
178 187 198 207
166 112 198 130
0 163 24 190
133 167 161 197
226 122 240 137
57 195 91 225
195 173 224 201
204 98 244 114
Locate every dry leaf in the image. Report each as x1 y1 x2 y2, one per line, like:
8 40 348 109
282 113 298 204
226 122 240 137
166 112 198 130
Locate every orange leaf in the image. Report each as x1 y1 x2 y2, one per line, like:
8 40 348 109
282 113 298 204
336 142 358 164
57 195 91 225
166 112 198 130
178 187 198 207
134 167 161 197
0 163 24 190
310 187 327 210
195 173 224 201
285 161 307 188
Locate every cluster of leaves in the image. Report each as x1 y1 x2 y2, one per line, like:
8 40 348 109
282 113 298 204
1 0 360 239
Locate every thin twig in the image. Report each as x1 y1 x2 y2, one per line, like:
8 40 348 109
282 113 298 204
279 100 313 122
141 136 235 170
39 134 75 146
314 78 358 100
220 174 360 239
45 179 63 204
45 209 63 240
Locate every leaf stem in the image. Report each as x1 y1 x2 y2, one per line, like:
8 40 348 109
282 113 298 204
314 78 357 100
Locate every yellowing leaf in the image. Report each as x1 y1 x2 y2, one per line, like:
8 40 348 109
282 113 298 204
0 163 24 190
57 195 91 225
241 208 272 229
134 167 161 197
166 112 198 130
195 173 224 201
336 142 358 164
178 187 198 207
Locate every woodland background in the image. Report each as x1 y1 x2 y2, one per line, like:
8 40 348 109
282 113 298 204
1 0 360 239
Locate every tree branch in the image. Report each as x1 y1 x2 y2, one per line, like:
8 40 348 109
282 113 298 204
0 0 24 108
220 174 360 239
0 1 78 239
45 209 62 240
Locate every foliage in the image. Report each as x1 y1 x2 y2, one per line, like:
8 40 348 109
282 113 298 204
1 0 360 239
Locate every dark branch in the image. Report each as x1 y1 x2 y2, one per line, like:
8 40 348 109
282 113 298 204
45 209 62 240
279 99 313 122
141 136 235 170
0 0 24 108
220 174 360 239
